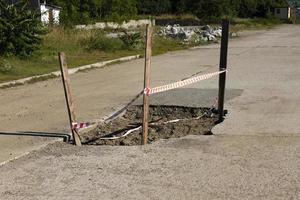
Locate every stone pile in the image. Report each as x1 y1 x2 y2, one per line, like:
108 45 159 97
158 24 224 43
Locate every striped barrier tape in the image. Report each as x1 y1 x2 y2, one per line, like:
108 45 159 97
144 70 227 95
72 122 93 130
105 91 143 122
72 70 225 132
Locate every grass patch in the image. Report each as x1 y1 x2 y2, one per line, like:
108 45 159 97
153 37 187 55
0 28 142 83
82 31 125 51
230 17 282 33
0 27 193 84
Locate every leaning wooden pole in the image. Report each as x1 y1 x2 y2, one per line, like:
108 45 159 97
142 24 153 145
218 19 229 122
58 52 82 146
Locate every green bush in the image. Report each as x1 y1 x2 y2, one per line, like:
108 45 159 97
0 0 46 57
0 58 13 73
83 31 124 52
119 31 143 49
82 30 144 52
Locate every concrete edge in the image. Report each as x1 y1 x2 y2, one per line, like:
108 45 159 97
0 138 62 167
0 109 127 167
0 109 129 167
0 55 141 89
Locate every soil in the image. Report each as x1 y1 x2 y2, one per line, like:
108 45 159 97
81 105 218 146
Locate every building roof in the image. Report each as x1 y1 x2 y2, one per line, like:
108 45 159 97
41 2 61 10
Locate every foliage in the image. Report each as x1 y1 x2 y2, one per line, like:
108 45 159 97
0 26 194 82
0 0 46 57
47 0 138 25
0 58 13 73
119 31 143 49
82 29 143 51
288 0 300 6
82 31 124 51
47 0 288 25
137 0 172 15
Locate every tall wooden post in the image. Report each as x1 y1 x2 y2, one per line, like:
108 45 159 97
218 19 229 122
142 24 153 145
58 52 82 146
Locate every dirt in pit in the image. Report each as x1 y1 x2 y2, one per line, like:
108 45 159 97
81 105 218 146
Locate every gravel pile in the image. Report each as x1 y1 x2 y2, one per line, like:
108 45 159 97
158 24 225 43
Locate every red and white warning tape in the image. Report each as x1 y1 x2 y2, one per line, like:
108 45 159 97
144 70 227 95
72 122 92 130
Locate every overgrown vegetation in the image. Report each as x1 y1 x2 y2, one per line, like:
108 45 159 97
46 0 288 25
0 27 190 83
119 31 143 49
230 17 282 33
0 0 46 57
0 58 13 73
82 31 124 52
82 30 143 51
290 0 300 6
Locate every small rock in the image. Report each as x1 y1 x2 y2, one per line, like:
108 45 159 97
202 25 211 30
230 32 238 37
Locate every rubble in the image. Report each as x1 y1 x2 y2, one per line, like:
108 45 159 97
158 24 235 44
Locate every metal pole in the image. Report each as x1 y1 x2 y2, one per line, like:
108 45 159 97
218 19 229 122
142 24 153 145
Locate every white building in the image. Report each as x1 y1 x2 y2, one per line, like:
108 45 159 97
40 1 61 25
6 0 61 25
274 1 292 19
274 7 292 19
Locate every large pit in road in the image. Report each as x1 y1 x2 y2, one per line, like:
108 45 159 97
80 105 218 146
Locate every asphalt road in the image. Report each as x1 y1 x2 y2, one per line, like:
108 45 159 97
0 25 299 199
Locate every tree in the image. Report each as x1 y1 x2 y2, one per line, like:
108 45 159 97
238 0 258 17
45 0 289 24
137 0 172 15
0 0 46 57
103 0 138 20
172 0 188 14
189 0 239 19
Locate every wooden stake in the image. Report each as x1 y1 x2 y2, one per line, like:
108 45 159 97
142 24 153 145
58 52 82 146
218 19 229 122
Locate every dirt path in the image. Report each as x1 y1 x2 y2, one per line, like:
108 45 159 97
0 25 300 199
